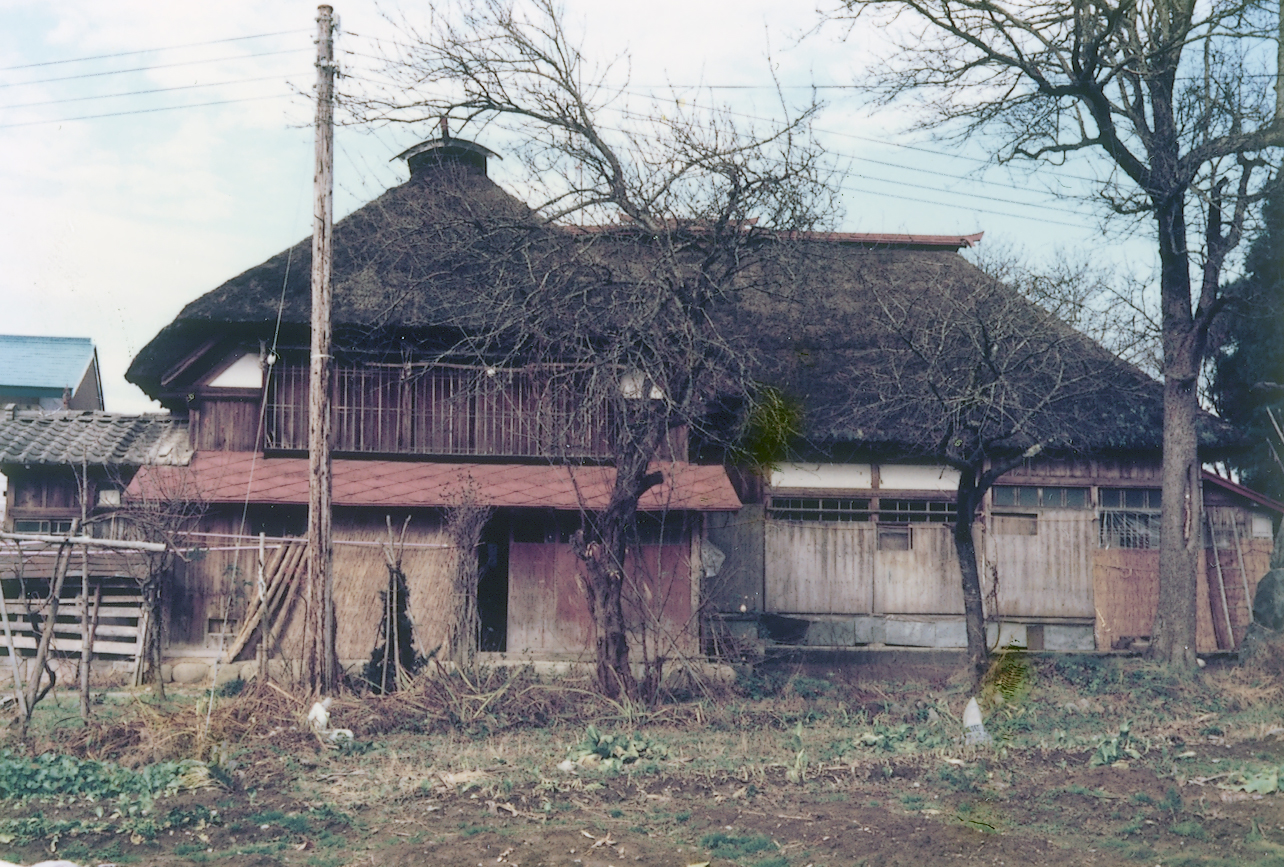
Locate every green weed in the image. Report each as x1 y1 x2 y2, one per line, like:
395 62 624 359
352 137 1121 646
1170 820 1208 840
700 831 775 858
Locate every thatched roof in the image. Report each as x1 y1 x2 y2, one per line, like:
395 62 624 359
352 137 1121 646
724 242 1233 456
127 157 565 397
125 140 1234 458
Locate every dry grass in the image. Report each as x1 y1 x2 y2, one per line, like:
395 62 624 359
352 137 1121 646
48 680 313 767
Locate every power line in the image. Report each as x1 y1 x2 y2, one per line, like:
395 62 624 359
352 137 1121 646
1 48 308 89
0 75 297 110
606 99 1099 214
616 88 1115 185
840 182 1089 229
844 171 1074 216
341 82 1098 226
0 93 293 129
0 29 309 71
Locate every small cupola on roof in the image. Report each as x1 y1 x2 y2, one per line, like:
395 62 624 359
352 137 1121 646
394 119 500 178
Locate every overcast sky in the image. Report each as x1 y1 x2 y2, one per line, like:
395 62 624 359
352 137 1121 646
0 0 1140 413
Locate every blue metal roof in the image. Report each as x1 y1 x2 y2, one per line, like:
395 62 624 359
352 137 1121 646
0 334 96 394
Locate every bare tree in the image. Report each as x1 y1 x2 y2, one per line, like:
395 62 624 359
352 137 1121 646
346 0 837 698
829 0 1284 669
830 253 1142 680
968 243 1163 377
111 469 207 699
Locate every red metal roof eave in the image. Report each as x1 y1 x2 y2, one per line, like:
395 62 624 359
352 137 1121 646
127 452 742 512
1202 470 1284 515
563 225 984 249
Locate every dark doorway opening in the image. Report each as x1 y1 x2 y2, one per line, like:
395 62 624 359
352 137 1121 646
477 515 509 652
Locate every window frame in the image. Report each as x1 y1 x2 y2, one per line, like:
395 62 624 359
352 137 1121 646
1098 487 1162 550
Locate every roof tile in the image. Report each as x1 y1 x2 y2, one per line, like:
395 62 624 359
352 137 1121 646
0 412 191 467
128 452 741 511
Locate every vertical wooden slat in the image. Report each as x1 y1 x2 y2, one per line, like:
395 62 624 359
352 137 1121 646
266 362 614 458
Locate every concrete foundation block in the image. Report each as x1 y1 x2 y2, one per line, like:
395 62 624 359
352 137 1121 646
986 622 1028 649
885 618 967 648
806 619 857 646
934 620 968 648
1044 624 1095 651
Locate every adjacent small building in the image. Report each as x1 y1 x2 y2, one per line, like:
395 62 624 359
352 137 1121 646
0 335 103 413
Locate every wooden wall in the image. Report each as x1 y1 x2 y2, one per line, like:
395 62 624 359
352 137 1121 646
706 505 765 613
168 508 457 664
763 522 963 616
193 398 262 451
986 511 1095 618
166 511 247 648
1091 548 1216 652
170 506 696 665
507 541 693 657
765 522 873 614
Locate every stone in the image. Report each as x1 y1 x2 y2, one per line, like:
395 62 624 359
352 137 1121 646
1253 569 1284 632
170 662 209 684
213 662 243 686
161 664 173 683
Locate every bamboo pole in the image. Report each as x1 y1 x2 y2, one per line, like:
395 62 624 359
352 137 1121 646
1207 512 1236 648
133 608 150 687
235 542 288 629
224 543 301 662
1231 517 1253 632
0 565 28 719
265 549 307 678
0 532 165 552
256 532 267 677
79 459 91 720
87 588 102 659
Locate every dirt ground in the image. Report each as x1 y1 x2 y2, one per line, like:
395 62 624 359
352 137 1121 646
6 656 1284 867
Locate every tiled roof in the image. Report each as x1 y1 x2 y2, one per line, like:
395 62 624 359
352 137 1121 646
128 451 741 511
0 335 95 392
0 411 192 467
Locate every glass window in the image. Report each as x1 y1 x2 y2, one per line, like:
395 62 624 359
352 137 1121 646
1062 488 1088 510
13 519 74 534
993 485 1090 509
768 497 871 522
993 514 1038 535
879 498 956 523
877 525 911 551
1098 489 1162 549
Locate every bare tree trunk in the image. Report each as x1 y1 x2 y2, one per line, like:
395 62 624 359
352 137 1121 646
581 524 637 701
1150 193 1203 671
1152 374 1202 669
577 448 665 701
953 470 988 684
20 523 77 737
582 500 636 698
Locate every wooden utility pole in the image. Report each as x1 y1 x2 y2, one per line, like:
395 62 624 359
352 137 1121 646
308 3 337 694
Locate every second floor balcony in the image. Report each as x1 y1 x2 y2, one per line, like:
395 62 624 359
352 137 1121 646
265 362 614 460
